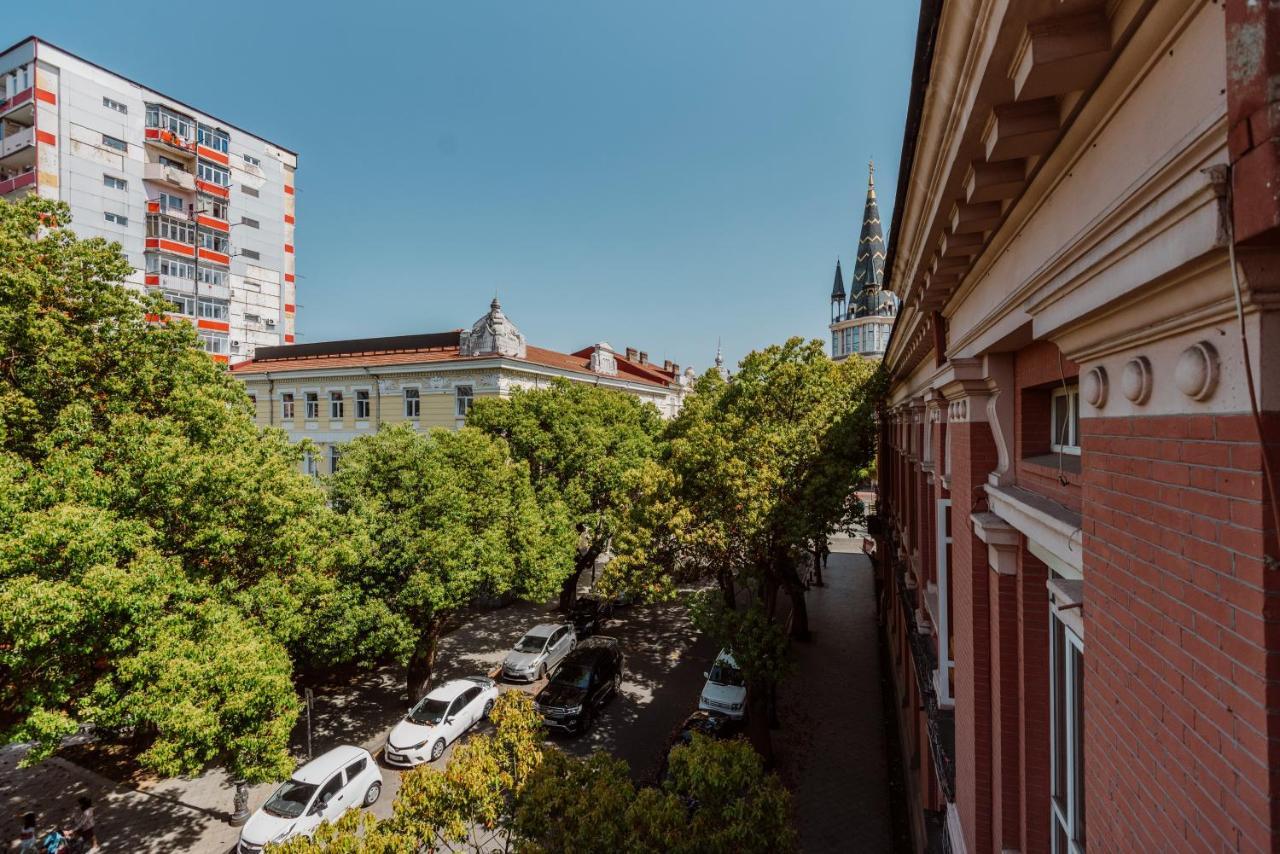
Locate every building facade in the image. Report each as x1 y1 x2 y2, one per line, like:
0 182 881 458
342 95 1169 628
0 36 297 363
830 164 899 360
232 299 694 474
875 1 1280 853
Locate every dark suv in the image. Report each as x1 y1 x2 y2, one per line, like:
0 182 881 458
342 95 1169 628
534 636 623 735
568 596 613 637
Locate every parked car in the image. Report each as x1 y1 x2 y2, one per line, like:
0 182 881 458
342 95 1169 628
502 622 576 682
698 649 746 720
569 595 613 637
383 676 500 767
237 745 382 853
655 709 745 782
535 636 624 734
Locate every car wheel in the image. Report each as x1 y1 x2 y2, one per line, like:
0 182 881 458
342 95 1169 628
363 782 381 807
483 699 495 718
579 707 593 735
431 738 446 761
537 664 547 681
612 672 622 697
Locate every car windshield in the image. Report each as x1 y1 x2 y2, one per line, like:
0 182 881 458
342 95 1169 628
708 661 745 687
515 634 549 654
552 663 593 689
407 696 450 725
263 780 317 818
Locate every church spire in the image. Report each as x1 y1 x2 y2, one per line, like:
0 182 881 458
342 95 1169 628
831 258 846 300
850 161 886 313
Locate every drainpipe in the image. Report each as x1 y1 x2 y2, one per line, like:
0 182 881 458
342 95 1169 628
364 368 382 428
267 375 275 426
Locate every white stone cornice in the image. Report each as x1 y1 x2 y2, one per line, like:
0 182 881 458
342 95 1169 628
972 511 1020 576
985 483 1083 574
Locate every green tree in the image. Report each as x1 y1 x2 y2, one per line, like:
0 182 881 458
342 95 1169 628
328 425 575 700
0 195 349 785
467 380 663 610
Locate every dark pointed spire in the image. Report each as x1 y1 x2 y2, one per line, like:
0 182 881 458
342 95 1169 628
851 161 886 314
831 258 846 301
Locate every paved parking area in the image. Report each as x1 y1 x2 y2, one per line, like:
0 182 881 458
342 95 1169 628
1 594 717 852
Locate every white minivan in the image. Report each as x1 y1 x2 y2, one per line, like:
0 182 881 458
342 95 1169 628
237 745 382 853
698 648 747 720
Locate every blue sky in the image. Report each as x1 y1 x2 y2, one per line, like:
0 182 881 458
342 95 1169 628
13 1 918 370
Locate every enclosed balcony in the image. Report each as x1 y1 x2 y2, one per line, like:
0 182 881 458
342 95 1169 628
144 103 196 157
144 160 196 191
0 123 34 162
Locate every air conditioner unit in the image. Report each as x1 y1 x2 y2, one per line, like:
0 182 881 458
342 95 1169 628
265 318 276 327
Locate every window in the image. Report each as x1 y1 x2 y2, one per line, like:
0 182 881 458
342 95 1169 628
852 326 861 353
197 124 229 154
148 254 196 280
404 388 420 418
241 248 260 260
1051 611 1085 854
240 216 260 229
197 159 231 187
248 394 257 407
355 389 370 420
329 391 344 419
158 155 186 170
200 196 228 219
1051 387 1081 455
197 266 227 288
102 134 127 152
103 174 127 191
198 228 229 253
329 445 341 474
303 451 318 477
164 291 196 316
103 96 128 114
935 499 954 706
281 392 295 420
455 385 473 418
197 296 229 320
245 312 261 325
146 104 194 140
147 215 194 243
104 212 128 226
831 331 840 357
305 392 319 420
317 774 342 806
198 330 228 354
241 184 259 197
243 153 262 167
157 192 186 213
343 758 366 781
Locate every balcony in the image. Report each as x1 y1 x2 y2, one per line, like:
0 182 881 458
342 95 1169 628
0 168 36 197
144 161 196 191
0 124 34 162
143 127 196 157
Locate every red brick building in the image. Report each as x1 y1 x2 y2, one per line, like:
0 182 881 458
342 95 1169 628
875 1 1280 852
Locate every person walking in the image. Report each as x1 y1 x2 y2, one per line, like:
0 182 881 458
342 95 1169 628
65 797 97 853
15 812 38 853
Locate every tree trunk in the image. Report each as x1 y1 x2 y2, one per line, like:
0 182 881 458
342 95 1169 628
406 620 443 702
558 546 601 611
812 543 826 588
718 568 736 608
783 561 811 641
745 684 774 766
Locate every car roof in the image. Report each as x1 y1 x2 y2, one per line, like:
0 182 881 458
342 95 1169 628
715 649 738 667
292 745 368 783
566 636 621 666
524 623 567 636
424 679 477 702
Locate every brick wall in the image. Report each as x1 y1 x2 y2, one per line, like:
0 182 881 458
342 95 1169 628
1017 547 1051 854
1082 412 1278 851
1016 341 1083 514
949 418 1000 854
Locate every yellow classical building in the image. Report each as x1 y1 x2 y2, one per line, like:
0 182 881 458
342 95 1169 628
231 299 693 474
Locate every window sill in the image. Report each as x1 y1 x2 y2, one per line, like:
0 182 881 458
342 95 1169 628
1021 453 1082 483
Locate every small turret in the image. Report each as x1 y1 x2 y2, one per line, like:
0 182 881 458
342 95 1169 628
831 258 847 322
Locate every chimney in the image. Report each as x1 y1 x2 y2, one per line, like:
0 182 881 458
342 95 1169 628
625 347 638 361
663 359 673 372
638 351 648 365
672 362 680 374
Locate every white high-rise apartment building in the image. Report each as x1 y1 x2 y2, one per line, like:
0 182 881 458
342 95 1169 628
0 36 298 362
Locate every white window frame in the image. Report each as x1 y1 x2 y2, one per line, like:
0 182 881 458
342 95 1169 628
934 498 954 707
102 134 127 152
455 385 474 418
197 158 231 187
329 445 341 474
280 392 295 420
104 212 128 226
103 95 128 114
1050 610 1085 854
355 389 371 420
404 387 420 418
103 174 127 191
1051 387 1081 456
304 392 320 420
329 391 344 420
303 450 318 477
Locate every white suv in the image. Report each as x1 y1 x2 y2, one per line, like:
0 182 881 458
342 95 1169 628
237 745 382 853
502 622 576 682
698 649 747 720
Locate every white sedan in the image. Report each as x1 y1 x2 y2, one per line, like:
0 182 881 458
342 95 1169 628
384 676 500 767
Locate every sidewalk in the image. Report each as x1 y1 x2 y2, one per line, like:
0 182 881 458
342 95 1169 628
774 538 896 853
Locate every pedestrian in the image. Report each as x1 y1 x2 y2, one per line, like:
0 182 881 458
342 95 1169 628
16 812 38 854
65 797 97 853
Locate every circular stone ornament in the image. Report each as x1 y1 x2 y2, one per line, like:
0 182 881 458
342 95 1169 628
1081 366 1108 409
1174 341 1219 401
1121 356 1153 405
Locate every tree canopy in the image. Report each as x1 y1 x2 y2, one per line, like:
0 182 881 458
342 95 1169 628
467 379 663 609
328 424 576 699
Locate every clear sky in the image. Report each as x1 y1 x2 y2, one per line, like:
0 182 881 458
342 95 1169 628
12 1 918 370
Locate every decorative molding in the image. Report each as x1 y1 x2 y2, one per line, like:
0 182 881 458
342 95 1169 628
1081 365 1108 409
985 483 1083 573
1174 340 1219 401
972 511 1020 576
984 353 1016 488
1120 356 1153 404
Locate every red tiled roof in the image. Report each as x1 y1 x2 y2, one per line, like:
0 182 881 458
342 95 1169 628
231 340 674 389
